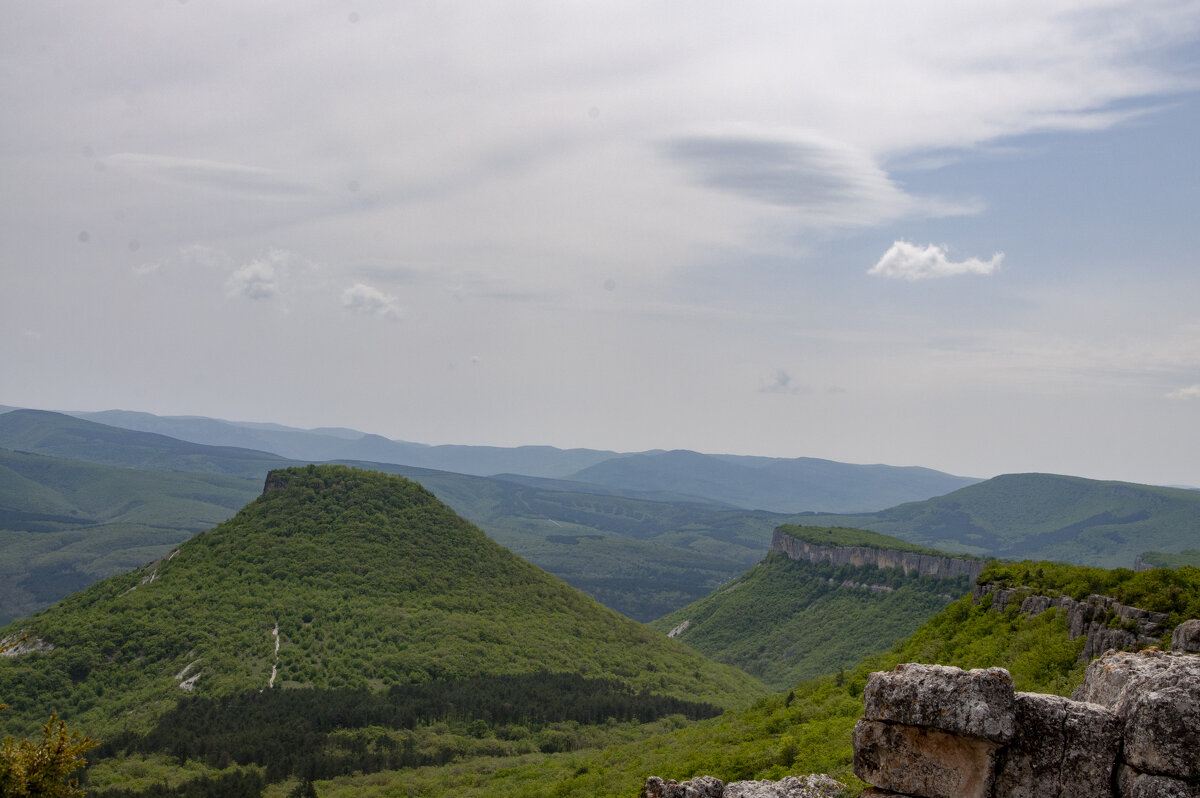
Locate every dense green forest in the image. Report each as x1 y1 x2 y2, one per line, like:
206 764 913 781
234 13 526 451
3 464 1197 796
270 570 1163 798
651 552 971 688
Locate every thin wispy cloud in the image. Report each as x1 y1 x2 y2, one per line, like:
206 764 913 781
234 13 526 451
342 283 401 321
107 153 315 200
1167 385 1200 400
869 241 1004 281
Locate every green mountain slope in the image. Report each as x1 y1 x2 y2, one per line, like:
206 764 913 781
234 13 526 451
801 472 1200 567
330 462 814 622
649 529 975 689
0 448 259 625
565 450 978 513
0 409 290 478
0 466 763 747
305 562 1200 798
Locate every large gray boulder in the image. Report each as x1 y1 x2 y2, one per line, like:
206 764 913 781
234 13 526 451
862 663 1016 743
1117 764 1200 798
992 692 1120 798
1171 619 1200 653
1073 649 1200 780
852 719 1000 798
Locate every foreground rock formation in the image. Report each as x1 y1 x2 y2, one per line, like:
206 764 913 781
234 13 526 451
852 636 1200 797
972 583 1169 660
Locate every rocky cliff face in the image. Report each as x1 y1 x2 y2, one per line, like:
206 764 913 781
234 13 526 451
972 583 1169 660
852 636 1200 798
769 529 985 582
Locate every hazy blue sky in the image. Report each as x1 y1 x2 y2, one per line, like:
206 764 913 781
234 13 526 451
3 1 1199 486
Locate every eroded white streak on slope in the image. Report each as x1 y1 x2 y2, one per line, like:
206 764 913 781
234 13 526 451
268 622 280 689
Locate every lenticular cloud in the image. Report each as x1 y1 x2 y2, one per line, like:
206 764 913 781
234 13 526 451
869 241 1003 280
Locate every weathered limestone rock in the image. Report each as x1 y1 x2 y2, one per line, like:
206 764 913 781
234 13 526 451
862 663 1016 743
1171 619 1200 653
769 530 985 581
644 776 844 798
1073 649 1200 781
992 692 1120 798
973 584 1170 660
724 774 844 797
852 719 1000 798
644 776 725 798
1117 764 1200 798
859 790 915 798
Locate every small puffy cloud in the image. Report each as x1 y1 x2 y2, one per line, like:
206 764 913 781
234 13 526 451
869 241 1003 281
342 283 401 320
226 248 294 300
759 370 807 395
1167 384 1200 400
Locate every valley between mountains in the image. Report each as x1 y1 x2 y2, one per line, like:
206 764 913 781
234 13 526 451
0 405 1198 797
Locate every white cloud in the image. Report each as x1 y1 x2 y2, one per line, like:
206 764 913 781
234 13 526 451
869 241 1004 281
759 369 806 395
1167 385 1200 400
226 249 295 301
342 283 401 321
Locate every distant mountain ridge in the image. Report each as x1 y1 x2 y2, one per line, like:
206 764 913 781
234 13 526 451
565 449 981 513
1 405 978 513
799 472 1200 568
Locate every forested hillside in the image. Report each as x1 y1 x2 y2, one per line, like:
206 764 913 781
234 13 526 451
300 561 1200 798
650 529 975 688
0 465 763 795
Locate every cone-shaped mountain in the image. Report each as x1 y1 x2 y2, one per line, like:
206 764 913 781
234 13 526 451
0 465 763 738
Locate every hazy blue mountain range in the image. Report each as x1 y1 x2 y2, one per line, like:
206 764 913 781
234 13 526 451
6 405 978 513
0 409 290 478
0 410 811 621
0 447 260 624
801 472 1200 568
565 449 981 513
65 408 628 479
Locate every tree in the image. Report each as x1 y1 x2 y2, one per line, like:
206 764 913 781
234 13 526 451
1 636 98 797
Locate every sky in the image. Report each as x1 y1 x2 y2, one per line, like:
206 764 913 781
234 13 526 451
3 1 1200 487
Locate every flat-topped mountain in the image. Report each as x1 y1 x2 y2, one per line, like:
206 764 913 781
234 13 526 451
651 526 980 688
770 525 986 582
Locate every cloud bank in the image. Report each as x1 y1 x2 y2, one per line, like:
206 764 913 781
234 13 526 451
869 241 1004 281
